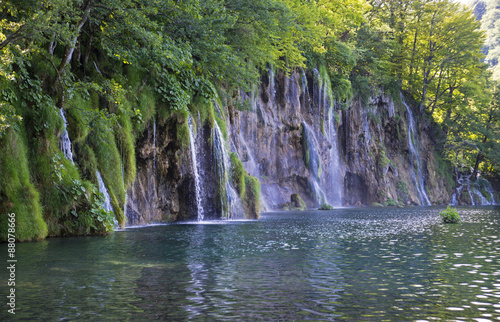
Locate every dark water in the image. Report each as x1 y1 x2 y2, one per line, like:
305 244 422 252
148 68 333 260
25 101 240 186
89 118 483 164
1 206 500 321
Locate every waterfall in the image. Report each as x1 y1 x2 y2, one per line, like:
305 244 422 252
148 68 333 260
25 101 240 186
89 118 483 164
269 67 276 103
452 174 498 205
310 68 343 206
312 68 323 116
450 192 458 205
96 170 118 227
58 109 74 163
301 70 310 110
302 122 325 205
153 117 157 178
472 187 489 205
239 133 272 211
188 116 204 221
469 189 476 206
401 94 431 206
326 105 343 206
212 121 244 219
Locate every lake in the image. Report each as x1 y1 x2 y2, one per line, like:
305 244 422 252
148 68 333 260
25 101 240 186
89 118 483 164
1 206 500 320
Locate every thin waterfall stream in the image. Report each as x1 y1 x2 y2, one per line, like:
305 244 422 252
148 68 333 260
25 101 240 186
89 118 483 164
59 108 74 163
212 121 244 219
401 94 431 205
96 170 118 227
188 116 204 221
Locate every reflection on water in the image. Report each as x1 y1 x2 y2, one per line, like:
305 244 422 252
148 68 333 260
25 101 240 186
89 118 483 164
1 206 500 320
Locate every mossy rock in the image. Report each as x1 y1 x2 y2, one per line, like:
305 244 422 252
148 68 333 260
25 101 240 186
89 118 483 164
290 193 307 211
371 202 384 207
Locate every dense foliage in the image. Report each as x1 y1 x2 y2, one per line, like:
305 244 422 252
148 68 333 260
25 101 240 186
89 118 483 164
0 0 498 240
439 206 461 223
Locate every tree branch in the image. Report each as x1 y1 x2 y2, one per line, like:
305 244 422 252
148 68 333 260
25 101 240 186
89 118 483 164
57 0 93 74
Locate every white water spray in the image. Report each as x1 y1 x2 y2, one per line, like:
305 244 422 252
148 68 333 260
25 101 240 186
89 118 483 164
401 94 431 205
188 116 204 221
59 109 74 163
96 170 118 227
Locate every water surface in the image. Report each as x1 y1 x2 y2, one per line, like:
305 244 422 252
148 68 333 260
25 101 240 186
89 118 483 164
1 206 500 320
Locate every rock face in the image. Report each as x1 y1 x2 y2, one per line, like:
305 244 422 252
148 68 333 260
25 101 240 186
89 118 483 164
230 69 452 209
126 110 248 225
230 68 344 210
340 93 451 206
126 68 457 225
126 115 198 225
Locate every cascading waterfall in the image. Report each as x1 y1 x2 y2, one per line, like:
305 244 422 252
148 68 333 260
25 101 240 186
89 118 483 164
96 170 118 227
302 122 325 205
59 108 74 163
310 68 343 206
450 192 458 205
451 174 498 205
212 121 244 219
473 187 489 205
326 104 343 206
188 116 204 221
401 94 431 205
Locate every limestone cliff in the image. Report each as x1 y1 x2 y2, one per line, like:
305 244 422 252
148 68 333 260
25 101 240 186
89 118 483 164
230 69 453 209
126 68 481 225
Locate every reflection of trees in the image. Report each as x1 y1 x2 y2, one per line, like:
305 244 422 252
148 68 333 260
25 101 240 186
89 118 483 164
11 209 500 320
132 217 347 320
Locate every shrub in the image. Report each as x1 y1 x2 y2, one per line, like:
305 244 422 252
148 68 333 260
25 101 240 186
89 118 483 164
396 181 410 204
384 197 397 207
439 206 460 224
318 203 334 210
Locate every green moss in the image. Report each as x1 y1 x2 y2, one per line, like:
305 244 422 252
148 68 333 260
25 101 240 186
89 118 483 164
434 151 454 189
228 152 261 219
301 125 322 179
230 153 246 198
114 113 136 187
244 175 261 219
377 145 391 171
88 118 126 223
134 86 157 130
108 186 125 227
290 193 307 211
18 97 106 237
190 95 215 128
67 93 93 143
174 110 190 148
396 181 410 204
75 141 98 182
214 114 228 141
0 129 48 241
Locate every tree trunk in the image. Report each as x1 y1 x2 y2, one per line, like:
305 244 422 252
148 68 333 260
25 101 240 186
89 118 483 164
57 0 93 74
472 151 484 179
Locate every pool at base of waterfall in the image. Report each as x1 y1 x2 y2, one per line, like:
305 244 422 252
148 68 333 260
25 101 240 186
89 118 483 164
2 206 500 320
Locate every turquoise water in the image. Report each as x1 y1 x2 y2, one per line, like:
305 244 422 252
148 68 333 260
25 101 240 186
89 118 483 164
1 206 500 320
